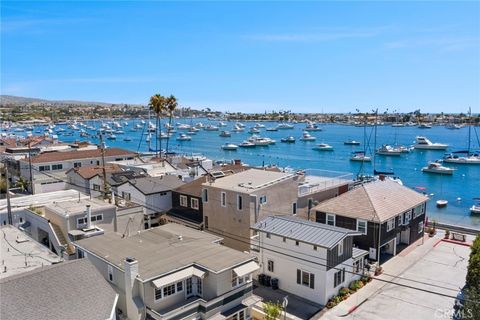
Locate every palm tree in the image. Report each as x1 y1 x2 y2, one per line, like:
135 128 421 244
149 94 166 158
165 95 178 155
15 177 30 193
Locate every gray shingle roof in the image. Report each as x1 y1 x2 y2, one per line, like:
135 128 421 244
312 179 428 222
126 175 185 195
0 259 118 320
252 216 361 249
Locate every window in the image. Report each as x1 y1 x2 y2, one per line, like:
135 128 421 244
196 277 202 295
232 271 250 288
176 281 183 292
405 211 412 224
313 245 317 251
282 237 286 242
108 265 114 282
96 160 100 165
334 268 345 288
326 213 335 226
77 217 87 227
191 198 199 210
74 162 82 168
295 241 299 246
296 269 315 289
266 233 271 239
357 219 367 235
19 217 23 223
398 214 403 226
232 270 238 287
91 214 103 222
186 277 193 295
122 192 131 201
163 284 176 297
202 189 208 202
387 218 395 232
154 287 162 300
160 192 167 196
338 241 343 256
237 195 243 210
93 184 100 191
39 165 50 172
259 195 267 205
221 192 226 207
418 221 424 234
51 164 63 170
180 195 188 207
267 260 274 272
292 202 297 215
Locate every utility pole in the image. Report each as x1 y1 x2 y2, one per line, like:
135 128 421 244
99 133 109 201
28 141 33 194
5 166 13 225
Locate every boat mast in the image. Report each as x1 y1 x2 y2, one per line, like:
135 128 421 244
373 108 378 173
468 107 471 154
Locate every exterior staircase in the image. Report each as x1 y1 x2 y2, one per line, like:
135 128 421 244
49 222 75 255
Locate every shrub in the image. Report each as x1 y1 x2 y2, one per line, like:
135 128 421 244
263 301 283 320
463 234 480 319
361 275 372 284
339 287 350 296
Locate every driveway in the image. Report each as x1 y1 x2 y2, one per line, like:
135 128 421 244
319 237 471 320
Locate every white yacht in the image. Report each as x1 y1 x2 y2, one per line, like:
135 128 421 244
344 140 360 145
277 123 294 130
219 131 231 137
107 134 116 140
436 199 448 208
176 133 192 141
421 162 455 175
249 127 260 134
232 125 245 132
239 140 255 148
218 121 227 127
443 152 480 164
350 151 371 162
177 124 191 130
414 136 448 150
376 145 402 156
266 127 278 132
221 143 238 151
248 136 271 146
470 198 480 214
204 125 219 131
300 132 316 141
280 136 296 143
313 143 334 151
305 123 322 131
255 123 266 128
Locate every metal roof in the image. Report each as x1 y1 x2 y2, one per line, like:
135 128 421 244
252 216 361 249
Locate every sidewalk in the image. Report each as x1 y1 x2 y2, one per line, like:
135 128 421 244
315 234 451 320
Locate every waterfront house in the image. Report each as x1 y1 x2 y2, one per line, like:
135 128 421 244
251 216 368 305
18 147 136 193
202 169 300 251
116 175 185 215
74 223 259 320
313 179 428 262
0 259 118 320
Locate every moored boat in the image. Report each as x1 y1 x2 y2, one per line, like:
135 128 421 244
376 145 402 156
350 151 371 162
176 133 192 141
344 140 360 145
313 143 334 151
413 136 448 150
280 136 296 143
299 132 316 141
421 162 455 175
219 131 231 137
221 143 238 151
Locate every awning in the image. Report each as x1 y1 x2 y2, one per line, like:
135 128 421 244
233 261 259 277
152 266 205 288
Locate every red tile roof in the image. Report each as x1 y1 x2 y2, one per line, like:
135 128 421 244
67 164 123 179
23 148 137 164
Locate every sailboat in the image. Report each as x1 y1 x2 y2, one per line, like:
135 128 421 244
436 178 448 208
443 108 480 164
350 114 371 162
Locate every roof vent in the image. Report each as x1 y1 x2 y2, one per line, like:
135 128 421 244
178 235 183 241
125 257 136 263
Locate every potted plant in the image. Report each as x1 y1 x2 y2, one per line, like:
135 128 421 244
444 229 450 239
374 266 383 276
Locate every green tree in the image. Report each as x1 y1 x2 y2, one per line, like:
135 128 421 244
463 235 480 319
164 95 178 155
263 301 283 320
149 94 166 158
15 177 30 192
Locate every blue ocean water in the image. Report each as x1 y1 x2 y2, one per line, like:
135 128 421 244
22 119 480 228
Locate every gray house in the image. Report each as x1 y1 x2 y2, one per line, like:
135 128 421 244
74 223 259 320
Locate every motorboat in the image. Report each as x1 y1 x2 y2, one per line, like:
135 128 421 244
218 121 227 127
219 131 231 137
277 123 294 130
391 123 405 127
418 124 432 129
255 123 265 128
176 133 192 141
232 125 245 132
235 122 245 128
266 127 278 132
376 145 402 156
398 145 413 153
204 125 219 131
107 134 116 140
436 200 448 208
123 137 132 142
281 136 296 143
305 123 323 131
177 124 191 130
350 151 371 162
421 162 455 175
344 140 360 145
248 127 260 134
239 140 255 148
221 143 238 151
188 127 199 135
248 136 271 146
470 198 480 214
413 136 448 150
299 132 316 141
313 143 334 151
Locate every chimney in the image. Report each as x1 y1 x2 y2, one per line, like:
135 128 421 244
86 205 91 229
124 257 140 319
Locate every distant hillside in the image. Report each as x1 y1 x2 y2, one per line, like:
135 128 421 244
0 95 139 107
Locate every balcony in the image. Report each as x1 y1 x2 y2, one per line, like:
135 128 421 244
298 169 353 197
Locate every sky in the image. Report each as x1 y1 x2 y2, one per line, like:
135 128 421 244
1 1 479 114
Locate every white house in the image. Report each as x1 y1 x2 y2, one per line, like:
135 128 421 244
116 175 185 215
251 216 368 305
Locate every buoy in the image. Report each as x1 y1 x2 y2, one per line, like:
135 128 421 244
457 197 462 202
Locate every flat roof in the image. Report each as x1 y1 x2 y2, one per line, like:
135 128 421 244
45 198 115 217
0 226 61 279
75 223 255 280
203 169 295 193
0 189 89 212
